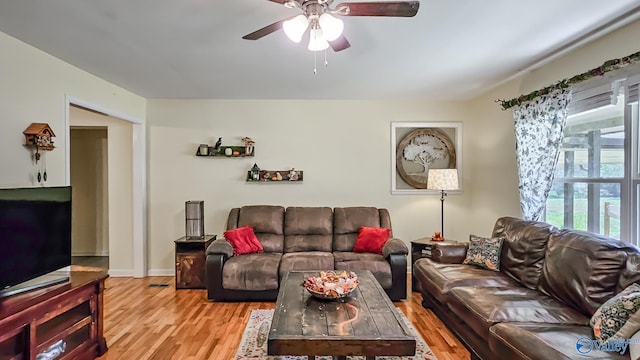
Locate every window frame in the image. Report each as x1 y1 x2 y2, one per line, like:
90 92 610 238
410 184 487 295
545 70 640 244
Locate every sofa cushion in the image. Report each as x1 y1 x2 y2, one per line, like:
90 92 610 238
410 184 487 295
236 205 285 253
223 225 263 256
463 234 503 271
333 251 392 289
333 207 385 252
353 226 390 255
619 253 640 292
489 323 627 360
412 258 519 303
284 207 333 252
539 229 638 317
492 216 557 290
591 283 640 341
279 252 335 279
222 253 282 291
447 286 589 340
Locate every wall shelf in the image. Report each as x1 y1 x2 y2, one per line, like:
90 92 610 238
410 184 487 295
246 169 303 183
195 145 254 158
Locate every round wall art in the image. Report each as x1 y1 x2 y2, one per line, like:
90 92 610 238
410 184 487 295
395 128 456 189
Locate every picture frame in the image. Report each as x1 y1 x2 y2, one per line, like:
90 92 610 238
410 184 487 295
391 122 462 195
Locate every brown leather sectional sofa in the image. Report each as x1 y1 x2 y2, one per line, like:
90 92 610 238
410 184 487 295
413 216 640 360
206 205 408 302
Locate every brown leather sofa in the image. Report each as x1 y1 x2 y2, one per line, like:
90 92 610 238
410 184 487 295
206 205 408 302
413 216 640 360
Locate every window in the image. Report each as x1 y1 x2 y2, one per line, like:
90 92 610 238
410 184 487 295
545 74 640 245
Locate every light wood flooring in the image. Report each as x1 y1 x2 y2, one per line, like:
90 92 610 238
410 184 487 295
97 276 469 360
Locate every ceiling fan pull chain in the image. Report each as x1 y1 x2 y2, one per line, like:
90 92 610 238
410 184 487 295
313 52 317 75
324 49 328 67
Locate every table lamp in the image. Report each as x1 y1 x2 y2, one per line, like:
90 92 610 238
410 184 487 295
185 201 205 239
427 169 459 240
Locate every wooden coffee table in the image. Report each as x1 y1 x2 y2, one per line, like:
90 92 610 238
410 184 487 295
268 270 416 360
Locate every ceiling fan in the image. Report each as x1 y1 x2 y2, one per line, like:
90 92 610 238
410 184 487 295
242 0 420 52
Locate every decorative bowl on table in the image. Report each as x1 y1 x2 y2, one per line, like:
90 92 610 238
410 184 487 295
302 271 359 300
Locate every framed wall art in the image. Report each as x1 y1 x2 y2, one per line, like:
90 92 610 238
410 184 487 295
391 122 462 194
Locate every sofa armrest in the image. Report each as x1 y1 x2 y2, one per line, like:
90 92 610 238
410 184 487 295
207 238 233 259
382 237 408 258
431 242 468 263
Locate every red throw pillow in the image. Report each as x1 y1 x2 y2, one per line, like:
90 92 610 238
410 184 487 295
353 226 391 254
224 225 264 256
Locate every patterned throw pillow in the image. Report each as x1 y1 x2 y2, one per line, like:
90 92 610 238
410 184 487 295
591 283 640 341
462 235 503 271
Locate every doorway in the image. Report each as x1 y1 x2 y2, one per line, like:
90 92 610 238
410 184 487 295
65 97 146 277
70 126 109 270
68 104 135 274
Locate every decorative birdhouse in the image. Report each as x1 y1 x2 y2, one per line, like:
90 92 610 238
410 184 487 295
23 123 56 162
241 137 255 156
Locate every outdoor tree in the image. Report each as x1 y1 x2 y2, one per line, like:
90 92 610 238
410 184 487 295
402 134 447 174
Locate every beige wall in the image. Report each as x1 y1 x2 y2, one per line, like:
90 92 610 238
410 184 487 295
146 100 478 273
70 107 134 274
70 127 108 256
0 31 144 275
0 31 145 189
465 78 523 232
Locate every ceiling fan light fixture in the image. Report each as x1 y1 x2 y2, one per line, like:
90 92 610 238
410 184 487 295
308 28 329 51
318 13 344 41
283 14 309 43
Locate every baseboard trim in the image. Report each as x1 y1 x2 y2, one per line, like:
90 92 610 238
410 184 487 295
72 251 109 257
108 269 133 277
147 269 175 276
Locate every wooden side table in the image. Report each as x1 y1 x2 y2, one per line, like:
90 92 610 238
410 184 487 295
410 237 459 292
174 234 216 289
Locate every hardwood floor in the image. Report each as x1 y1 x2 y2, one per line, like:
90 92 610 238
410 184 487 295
97 276 469 360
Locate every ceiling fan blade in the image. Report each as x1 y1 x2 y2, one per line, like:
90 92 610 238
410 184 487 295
242 19 287 40
329 35 351 52
267 0 288 3
335 1 420 17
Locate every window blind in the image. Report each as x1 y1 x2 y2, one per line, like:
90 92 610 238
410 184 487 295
629 84 639 103
568 81 619 115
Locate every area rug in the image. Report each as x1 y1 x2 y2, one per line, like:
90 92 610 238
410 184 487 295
233 309 438 360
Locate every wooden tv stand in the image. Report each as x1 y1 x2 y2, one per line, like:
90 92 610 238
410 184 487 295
0 271 108 360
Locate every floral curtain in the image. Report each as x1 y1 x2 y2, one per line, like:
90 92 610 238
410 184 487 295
513 89 571 221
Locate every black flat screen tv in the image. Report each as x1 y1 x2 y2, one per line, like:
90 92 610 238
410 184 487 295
0 186 72 297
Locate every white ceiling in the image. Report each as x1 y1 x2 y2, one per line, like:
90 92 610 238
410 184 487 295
0 1 639 100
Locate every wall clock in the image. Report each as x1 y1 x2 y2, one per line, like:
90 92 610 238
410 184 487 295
395 128 456 189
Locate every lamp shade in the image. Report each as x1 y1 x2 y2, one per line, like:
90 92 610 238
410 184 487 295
308 28 329 51
283 14 309 43
427 169 459 191
318 13 344 41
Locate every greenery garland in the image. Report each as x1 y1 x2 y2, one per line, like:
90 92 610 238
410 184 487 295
497 50 640 110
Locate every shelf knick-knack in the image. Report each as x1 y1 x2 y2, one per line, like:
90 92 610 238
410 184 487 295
250 163 261 181
241 137 255 156
246 167 303 183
